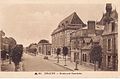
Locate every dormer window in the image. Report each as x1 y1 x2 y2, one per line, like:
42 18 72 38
111 22 115 32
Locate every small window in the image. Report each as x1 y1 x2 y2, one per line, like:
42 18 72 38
111 22 115 32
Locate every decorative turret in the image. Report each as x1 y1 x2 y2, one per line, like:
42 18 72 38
106 3 112 13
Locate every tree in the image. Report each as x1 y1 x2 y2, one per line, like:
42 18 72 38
8 37 17 64
0 30 5 51
90 43 102 71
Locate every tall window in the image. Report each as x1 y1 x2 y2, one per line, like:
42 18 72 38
83 54 87 62
108 39 111 51
84 54 87 62
83 54 84 61
111 22 115 32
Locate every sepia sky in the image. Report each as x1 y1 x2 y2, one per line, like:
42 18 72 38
0 0 117 47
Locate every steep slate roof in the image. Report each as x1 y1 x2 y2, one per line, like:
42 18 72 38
59 12 84 26
51 12 85 36
97 9 118 25
102 10 118 36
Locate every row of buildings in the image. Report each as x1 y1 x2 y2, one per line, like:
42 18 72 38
26 39 52 55
0 30 17 53
26 3 118 71
51 3 118 71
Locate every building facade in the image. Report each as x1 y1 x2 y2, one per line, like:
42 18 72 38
70 21 104 68
100 3 118 71
51 12 85 56
38 39 51 55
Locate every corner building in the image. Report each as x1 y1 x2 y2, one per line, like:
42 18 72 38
51 12 85 57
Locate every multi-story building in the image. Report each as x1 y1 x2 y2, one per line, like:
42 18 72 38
51 12 85 56
100 3 118 71
70 21 104 68
38 39 51 55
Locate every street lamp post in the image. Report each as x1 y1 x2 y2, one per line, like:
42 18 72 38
64 55 67 66
74 38 79 70
74 52 79 70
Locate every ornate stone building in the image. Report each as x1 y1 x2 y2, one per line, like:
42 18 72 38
51 12 85 56
100 3 118 71
70 21 104 68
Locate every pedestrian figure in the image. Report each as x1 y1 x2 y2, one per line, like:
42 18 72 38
11 45 23 71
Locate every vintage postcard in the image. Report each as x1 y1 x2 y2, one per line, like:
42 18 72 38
0 0 119 78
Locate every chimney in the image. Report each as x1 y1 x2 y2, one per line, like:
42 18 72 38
87 21 95 35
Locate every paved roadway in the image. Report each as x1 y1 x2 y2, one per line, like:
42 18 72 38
22 53 70 71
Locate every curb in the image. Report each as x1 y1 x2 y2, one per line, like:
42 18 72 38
54 63 74 71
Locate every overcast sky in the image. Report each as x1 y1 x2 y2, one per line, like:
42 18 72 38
0 1 117 47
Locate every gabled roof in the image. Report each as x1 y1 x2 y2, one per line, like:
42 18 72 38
51 12 85 36
59 12 84 27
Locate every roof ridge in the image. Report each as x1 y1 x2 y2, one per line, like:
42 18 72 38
69 12 77 23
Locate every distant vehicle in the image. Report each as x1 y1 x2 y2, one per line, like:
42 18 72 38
44 56 48 60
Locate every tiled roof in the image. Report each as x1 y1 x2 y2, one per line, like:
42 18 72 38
59 12 84 27
51 12 84 35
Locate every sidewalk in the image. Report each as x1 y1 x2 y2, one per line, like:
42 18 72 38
46 55 94 71
1 60 24 72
